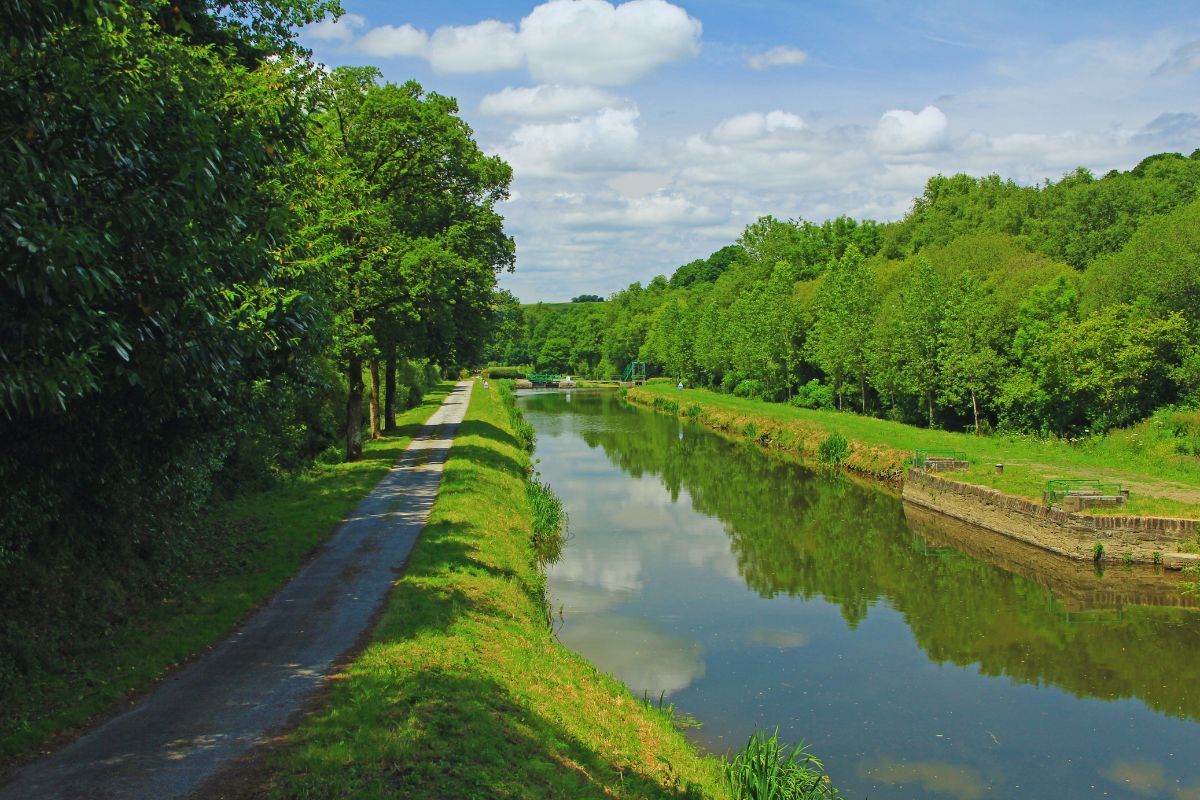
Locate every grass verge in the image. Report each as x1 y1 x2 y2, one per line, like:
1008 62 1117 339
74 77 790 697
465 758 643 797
262 380 730 799
629 384 1200 519
0 384 453 762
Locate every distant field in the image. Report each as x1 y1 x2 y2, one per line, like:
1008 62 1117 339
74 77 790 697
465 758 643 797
634 384 1200 520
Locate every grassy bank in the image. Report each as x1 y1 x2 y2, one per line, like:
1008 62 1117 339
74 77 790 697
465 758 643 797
0 385 452 762
261 380 734 799
629 385 1200 520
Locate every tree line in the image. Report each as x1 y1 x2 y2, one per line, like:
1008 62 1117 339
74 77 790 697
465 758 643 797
488 153 1200 435
1 2 510 593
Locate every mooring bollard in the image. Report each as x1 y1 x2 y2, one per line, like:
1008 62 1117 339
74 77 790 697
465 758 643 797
995 463 1004 475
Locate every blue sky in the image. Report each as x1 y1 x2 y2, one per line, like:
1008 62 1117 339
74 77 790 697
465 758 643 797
301 1 1200 301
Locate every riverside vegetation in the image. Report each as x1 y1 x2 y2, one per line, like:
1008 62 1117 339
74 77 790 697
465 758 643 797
261 381 839 800
2 0 514 755
629 382 1200 522
487 153 1200 443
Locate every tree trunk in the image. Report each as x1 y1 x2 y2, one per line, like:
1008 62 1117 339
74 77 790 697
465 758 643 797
971 388 980 434
368 358 382 440
859 371 866 413
927 390 935 428
345 356 364 462
384 352 397 432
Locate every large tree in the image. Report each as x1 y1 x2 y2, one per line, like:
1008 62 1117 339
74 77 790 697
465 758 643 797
294 67 512 459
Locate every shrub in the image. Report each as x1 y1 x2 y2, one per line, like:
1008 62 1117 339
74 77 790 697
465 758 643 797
684 403 702 419
818 432 849 466
724 729 840 800
734 379 767 400
721 371 746 394
485 366 526 379
789 380 835 410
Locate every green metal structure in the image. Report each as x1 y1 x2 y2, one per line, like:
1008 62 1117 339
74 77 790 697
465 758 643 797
621 360 647 384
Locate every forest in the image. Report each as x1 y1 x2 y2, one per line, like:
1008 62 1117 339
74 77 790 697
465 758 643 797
489 154 1200 436
1 0 511 670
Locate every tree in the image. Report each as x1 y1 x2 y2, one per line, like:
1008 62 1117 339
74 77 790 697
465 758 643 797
806 246 877 410
939 272 1003 432
895 257 945 426
293 67 512 459
0 0 330 564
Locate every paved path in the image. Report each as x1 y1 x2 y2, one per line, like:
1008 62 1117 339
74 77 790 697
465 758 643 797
0 381 475 800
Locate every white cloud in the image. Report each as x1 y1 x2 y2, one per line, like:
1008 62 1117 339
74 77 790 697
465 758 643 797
560 192 727 230
500 107 642 178
747 46 809 70
519 0 702 85
308 0 701 84
427 20 523 73
479 85 626 120
356 23 427 59
711 110 806 144
874 105 949 154
305 13 364 45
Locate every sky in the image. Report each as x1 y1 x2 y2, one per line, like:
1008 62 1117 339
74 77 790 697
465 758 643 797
300 0 1200 302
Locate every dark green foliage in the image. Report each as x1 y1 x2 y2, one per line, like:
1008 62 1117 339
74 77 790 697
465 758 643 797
485 366 527 379
570 294 604 303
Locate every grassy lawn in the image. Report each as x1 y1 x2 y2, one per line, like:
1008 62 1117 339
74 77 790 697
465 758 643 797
264 381 727 799
632 384 1200 520
0 384 452 762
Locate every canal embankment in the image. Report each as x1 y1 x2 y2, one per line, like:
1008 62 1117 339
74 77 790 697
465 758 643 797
252 379 731 799
627 384 1200 566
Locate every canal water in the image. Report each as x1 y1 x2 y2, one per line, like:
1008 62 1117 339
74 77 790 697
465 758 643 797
518 389 1200 800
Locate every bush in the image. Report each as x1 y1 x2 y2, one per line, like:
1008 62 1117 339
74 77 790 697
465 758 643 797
721 371 746 394
818 432 849 465
684 403 702 419
485 366 526 379
734 379 767 399
790 380 835 410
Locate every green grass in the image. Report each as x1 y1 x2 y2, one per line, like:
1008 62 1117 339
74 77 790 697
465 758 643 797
264 380 729 799
631 385 1200 519
0 385 452 761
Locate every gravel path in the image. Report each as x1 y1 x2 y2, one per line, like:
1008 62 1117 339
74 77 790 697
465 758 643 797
0 381 474 800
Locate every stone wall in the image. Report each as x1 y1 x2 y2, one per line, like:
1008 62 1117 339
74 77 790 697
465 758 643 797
902 468 1199 566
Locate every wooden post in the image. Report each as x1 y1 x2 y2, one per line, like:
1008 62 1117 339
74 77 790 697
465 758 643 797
995 463 1004 475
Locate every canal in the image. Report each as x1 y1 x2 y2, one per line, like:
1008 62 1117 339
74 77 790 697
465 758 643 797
519 389 1200 800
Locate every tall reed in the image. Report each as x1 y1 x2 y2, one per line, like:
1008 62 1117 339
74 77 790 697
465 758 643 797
724 729 840 800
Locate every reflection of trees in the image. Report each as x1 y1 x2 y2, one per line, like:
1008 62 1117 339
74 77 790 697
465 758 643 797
570 402 1200 721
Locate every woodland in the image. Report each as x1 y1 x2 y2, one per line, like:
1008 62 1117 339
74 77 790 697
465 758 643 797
490 154 1200 436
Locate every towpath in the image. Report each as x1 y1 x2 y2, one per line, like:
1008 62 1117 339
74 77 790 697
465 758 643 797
0 381 474 800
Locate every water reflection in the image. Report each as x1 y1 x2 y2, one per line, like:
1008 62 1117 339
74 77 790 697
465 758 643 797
521 390 1200 800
